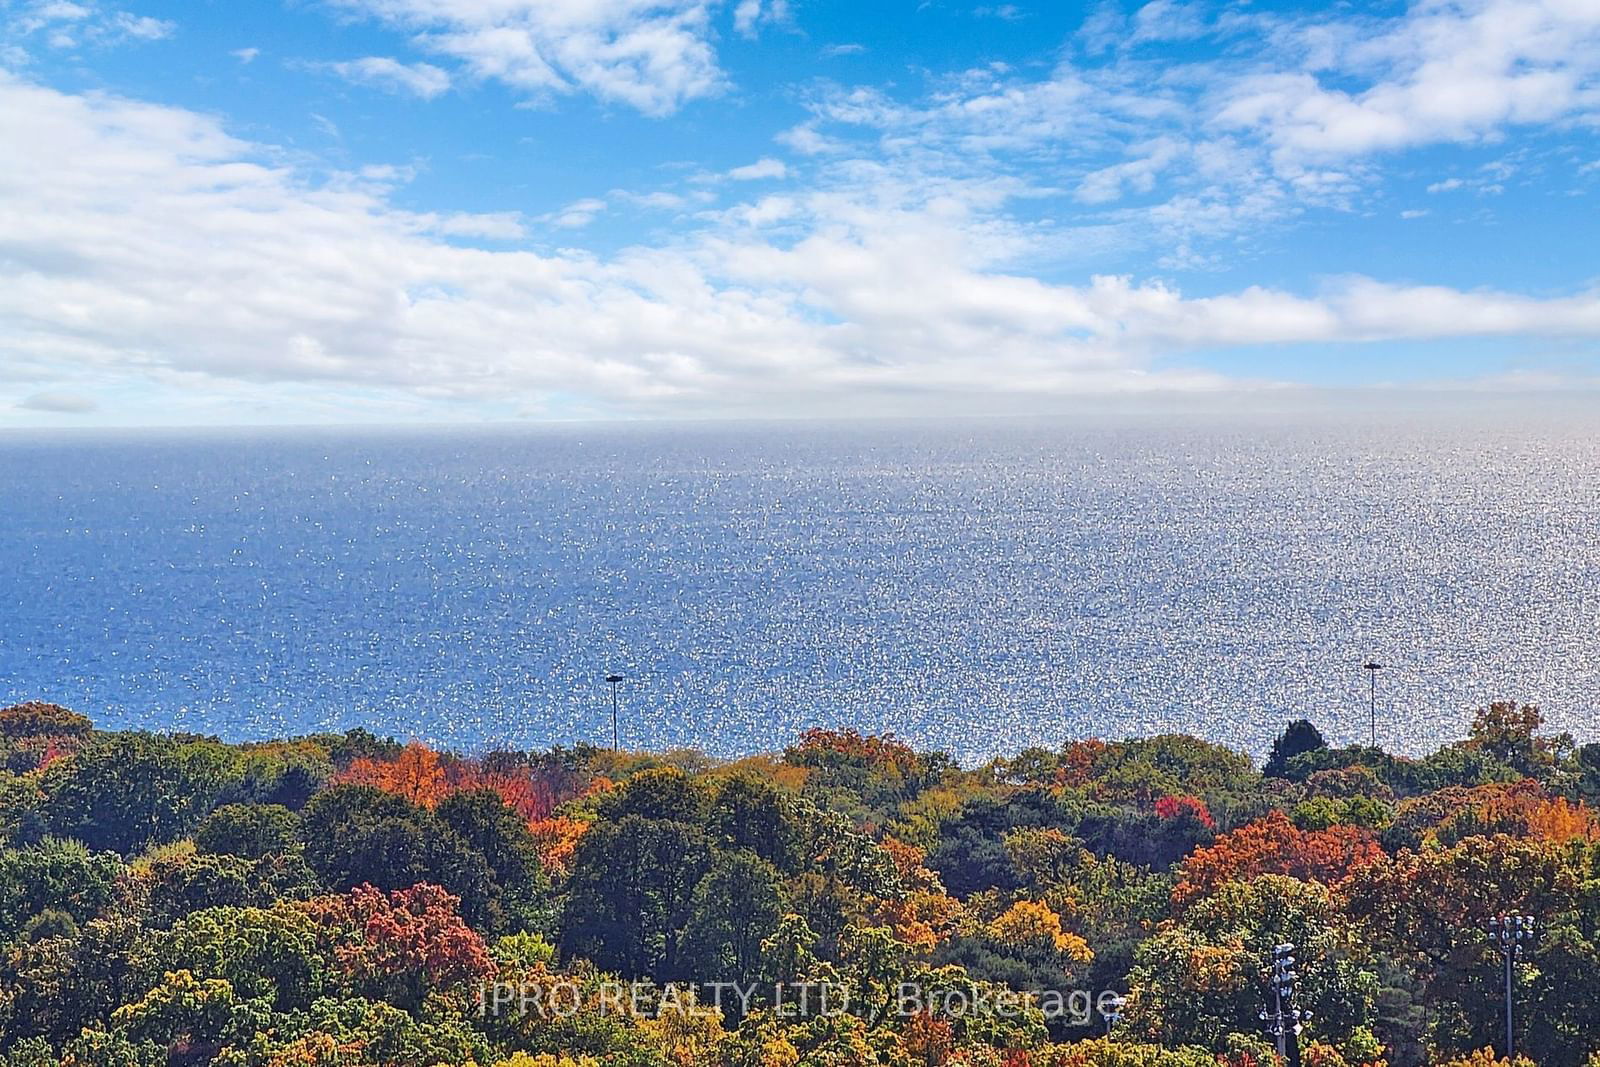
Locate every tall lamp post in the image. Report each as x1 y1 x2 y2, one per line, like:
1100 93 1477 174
1101 994 1127 1038
1361 661 1385 748
605 673 624 751
1261 943 1308 1066
1485 915 1535 1058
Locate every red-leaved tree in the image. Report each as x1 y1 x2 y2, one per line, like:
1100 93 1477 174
301 883 494 1008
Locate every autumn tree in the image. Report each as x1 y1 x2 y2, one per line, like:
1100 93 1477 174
1460 701 1571 779
301 883 494 1009
0 702 93 741
337 740 449 807
1174 810 1383 904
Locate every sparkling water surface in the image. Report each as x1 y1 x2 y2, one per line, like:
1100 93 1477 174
3 415 1598 763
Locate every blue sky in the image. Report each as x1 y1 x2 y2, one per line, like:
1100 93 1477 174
1 0 1598 424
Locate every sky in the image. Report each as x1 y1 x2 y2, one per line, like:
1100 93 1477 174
0 0 1598 426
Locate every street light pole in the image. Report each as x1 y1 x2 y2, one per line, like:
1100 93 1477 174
605 673 624 751
1101 994 1127 1038
1361 661 1385 748
1261 943 1308 1066
1485 915 1534 1057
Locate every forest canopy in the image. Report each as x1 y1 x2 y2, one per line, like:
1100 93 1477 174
2 700 1599 1067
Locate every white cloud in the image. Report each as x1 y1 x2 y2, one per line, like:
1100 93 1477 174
18 391 97 413
3 0 172 52
732 0 761 37
106 10 166 39
327 56 451 99
757 0 1600 275
732 0 788 37
821 43 865 58
1129 0 1205 42
329 0 742 116
29 3 92 21
775 121 848 156
231 46 259 63
1075 139 1183 203
541 197 608 229
6 73 1600 421
420 211 528 239
1214 0 1600 164
728 157 788 180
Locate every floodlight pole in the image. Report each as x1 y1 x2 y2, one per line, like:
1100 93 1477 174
1101 994 1126 1038
1486 915 1534 1057
1261 943 1307 1066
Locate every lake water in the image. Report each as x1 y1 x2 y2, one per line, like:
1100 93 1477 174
3 415 1598 763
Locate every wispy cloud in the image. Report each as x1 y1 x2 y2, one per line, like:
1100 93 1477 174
1213 0 1600 165
3 0 172 54
542 197 608 229
327 56 451 99
734 0 789 38
727 157 788 181
326 0 759 116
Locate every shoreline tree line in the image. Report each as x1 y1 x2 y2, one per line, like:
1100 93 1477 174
3 699 1600 1066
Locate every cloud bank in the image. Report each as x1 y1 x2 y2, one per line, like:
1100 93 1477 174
2 66 1598 422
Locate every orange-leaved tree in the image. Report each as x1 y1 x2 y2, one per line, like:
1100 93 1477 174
337 740 449 808
1386 779 1599 850
1175 810 1383 904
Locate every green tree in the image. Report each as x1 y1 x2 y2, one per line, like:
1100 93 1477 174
1265 719 1327 778
436 787 551 932
38 734 242 854
106 969 273 1063
681 850 784 990
0 772 45 849
561 814 712 980
298 784 497 928
708 775 803 872
144 850 268 926
0 837 123 940
222 746 332 810
141 904 328 1011
194 803 301 860
598 767 708 823
1125 875 1378 1053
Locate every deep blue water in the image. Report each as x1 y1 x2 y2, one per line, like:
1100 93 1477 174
3 416 1599 763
